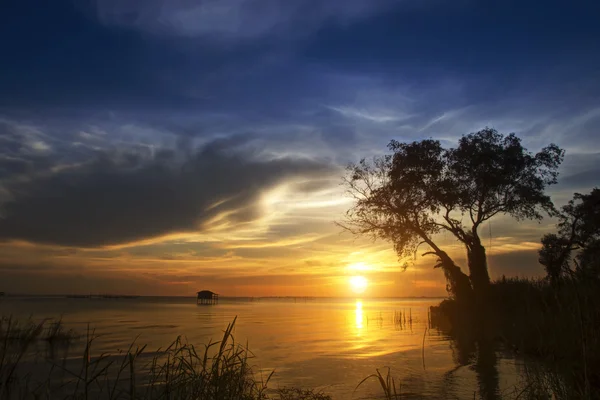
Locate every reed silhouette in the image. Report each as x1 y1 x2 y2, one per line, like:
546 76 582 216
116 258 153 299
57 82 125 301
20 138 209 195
408 188 600 397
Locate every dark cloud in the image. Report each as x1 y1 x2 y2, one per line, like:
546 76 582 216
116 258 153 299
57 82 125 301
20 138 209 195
0 119 106 178
0 266 165 295
0 137 334 247
558 169 600 191
1 0 600 298
0 157 33 178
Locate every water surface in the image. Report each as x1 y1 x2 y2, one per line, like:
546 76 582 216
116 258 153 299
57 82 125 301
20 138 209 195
0 296 524 399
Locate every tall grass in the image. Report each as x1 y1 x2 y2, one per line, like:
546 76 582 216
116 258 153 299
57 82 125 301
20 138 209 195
430 275 600 399
490 276 599 394
0 316 332 400
1 316 80 397
356 368 402 400
5 309 589 399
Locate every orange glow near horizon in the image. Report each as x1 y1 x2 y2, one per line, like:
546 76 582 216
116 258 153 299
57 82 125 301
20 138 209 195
0 197 547 298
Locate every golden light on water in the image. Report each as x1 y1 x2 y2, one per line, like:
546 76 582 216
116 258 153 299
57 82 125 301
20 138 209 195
349 275 368 294
355 300 363 330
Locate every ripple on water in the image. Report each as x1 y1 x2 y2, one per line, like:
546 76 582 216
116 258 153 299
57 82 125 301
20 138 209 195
129 324 179 330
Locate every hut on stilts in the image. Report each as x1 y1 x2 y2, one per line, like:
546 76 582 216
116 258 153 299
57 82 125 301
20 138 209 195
197 290 219 305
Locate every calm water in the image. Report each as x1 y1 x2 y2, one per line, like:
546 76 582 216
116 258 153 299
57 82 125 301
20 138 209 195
0 296 525 399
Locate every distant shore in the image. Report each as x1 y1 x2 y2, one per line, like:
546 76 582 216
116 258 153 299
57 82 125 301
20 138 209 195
0 294 444 300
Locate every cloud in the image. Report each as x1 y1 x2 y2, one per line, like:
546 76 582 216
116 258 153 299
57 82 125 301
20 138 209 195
327 106 413 124
0 136 335 247
90 0 396 40
0 263 168 296
2 0 600 296
558 168 600 191
0 156 34 178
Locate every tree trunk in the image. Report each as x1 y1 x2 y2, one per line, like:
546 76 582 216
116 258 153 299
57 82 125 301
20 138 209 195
468 241 491 301
438 252 474 306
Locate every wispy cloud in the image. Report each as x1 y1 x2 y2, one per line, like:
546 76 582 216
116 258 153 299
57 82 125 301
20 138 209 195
0 135 335 247
327 106 413 124
90 0 397 40
1 0 600 295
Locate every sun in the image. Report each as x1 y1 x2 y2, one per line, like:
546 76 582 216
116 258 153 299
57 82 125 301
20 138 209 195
349 275 368 294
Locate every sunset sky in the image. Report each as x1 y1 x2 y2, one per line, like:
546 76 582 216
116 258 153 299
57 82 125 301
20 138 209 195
1 0 599 297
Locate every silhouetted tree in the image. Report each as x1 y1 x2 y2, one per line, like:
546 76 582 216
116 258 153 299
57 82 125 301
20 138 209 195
341 140 473 303
342 128 563 303
539 188 600 280
539 234 571 285
445 129 563 296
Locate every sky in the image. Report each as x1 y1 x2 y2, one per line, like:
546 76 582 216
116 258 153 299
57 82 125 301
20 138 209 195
1 0 599 297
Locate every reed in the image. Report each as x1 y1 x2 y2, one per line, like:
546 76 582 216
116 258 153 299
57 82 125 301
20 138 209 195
430 274 600 398
392 311 402 326
0 316 332 400
0 317 79 344
356 367 401 400
392 309 413 330
489 276 598 398
5 312 586 399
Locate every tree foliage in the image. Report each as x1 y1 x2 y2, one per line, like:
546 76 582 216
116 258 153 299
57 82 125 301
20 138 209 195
342 128 564 299
539 188 600 282
539 233 572 285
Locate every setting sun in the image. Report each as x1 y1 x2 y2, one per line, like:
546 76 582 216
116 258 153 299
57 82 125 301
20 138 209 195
349 275 368 294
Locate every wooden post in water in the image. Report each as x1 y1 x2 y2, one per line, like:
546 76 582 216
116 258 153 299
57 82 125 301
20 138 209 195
427 307 431 328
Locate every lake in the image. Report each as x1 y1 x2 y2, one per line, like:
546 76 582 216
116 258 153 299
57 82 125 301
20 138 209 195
0 296 526 399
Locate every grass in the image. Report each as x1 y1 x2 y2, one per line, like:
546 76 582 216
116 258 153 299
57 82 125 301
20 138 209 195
430 274 600 399
2 308 592 399
0 316 79 344
1 316 81 398
0 316 332 400
488 275 599 397
391 309 412 329
356 368 401 400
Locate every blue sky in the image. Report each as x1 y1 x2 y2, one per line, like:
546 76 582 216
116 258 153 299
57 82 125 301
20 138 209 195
1 0 599 296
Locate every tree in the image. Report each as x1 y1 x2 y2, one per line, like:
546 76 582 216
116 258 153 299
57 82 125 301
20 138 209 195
341 140 474 303
539 234 572 285
539 188 600 281
342 128 563 302
444 129 564 295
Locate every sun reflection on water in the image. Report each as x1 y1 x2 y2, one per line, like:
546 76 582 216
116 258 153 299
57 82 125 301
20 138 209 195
355 300 363 332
